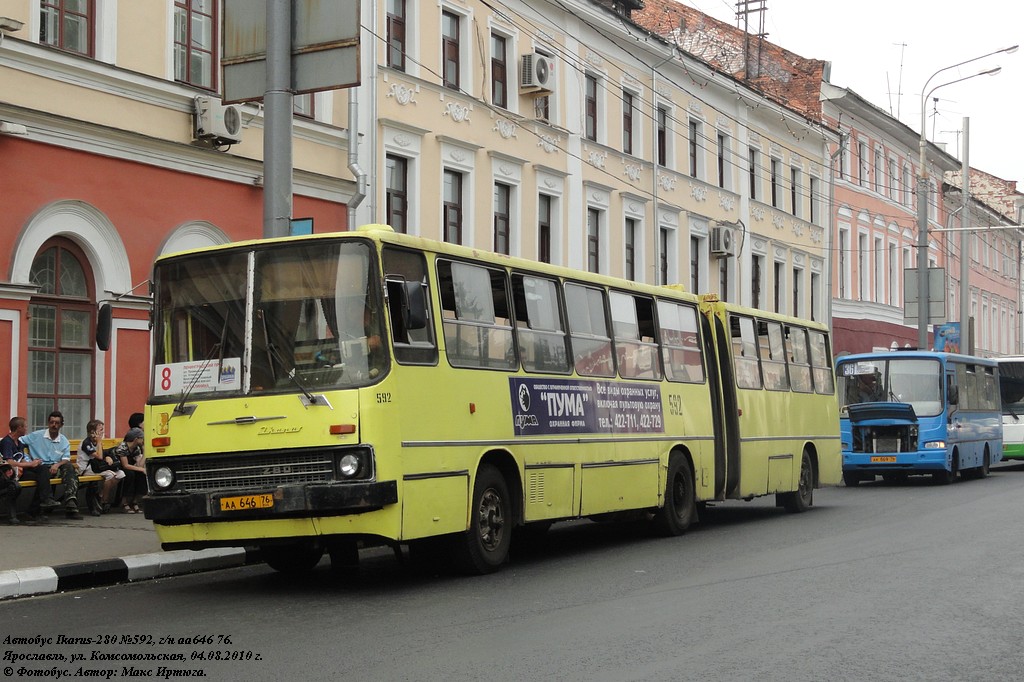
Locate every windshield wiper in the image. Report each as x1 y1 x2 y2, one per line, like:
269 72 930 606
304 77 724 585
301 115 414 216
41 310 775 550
172 341 221 419
173 311 231 419
259 310 320 405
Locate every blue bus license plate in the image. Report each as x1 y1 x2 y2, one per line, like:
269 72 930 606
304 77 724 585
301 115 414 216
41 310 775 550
220 494 274 511
870 456 897 463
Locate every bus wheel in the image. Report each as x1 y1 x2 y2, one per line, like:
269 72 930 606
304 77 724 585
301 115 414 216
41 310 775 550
779 450 814 513
263 543 324 574
980 449 991 477
453 464 511 574
843 471 861 487
653 455 696 536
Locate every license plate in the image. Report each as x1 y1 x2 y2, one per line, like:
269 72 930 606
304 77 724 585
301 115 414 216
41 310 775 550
219 494 274 511
870 456 897 463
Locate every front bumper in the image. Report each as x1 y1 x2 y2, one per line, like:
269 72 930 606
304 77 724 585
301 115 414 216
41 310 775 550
143 480 398 525
842 451 948 474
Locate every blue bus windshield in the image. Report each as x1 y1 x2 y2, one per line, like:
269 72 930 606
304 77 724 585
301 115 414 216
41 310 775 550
838 358 943 417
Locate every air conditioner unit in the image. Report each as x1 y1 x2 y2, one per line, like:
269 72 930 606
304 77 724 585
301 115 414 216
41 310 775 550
710 224 736 257
193 96 243 145
520 53 555 93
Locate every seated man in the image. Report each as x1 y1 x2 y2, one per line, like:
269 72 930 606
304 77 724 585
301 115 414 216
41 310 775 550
1 416 30 478
19 411 82 520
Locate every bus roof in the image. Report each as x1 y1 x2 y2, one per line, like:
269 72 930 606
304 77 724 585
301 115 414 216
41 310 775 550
837 350 999 367
155 224 828 332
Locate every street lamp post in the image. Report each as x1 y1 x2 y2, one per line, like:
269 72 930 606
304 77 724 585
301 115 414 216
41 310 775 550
915 45 1017 350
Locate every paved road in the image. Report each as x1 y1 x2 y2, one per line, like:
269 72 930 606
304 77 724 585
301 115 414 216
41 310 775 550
4 463 1024 681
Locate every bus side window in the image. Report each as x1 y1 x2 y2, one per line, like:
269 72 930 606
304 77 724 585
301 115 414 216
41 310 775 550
657 300 705 383
758 320 790 391
564 283 615 377
437 260 516 370
808 330 835 395
984 367 999 410
610 291 662 380
383 247 438 366
511 273 570 374
785 325 813 393
731 315 762 390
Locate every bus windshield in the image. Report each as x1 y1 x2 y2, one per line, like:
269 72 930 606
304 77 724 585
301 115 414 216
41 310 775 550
999 360 1024 418
838 357 943 417
152 239 385 401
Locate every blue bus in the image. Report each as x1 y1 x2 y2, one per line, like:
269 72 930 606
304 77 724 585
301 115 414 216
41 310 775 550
837 351 1002 485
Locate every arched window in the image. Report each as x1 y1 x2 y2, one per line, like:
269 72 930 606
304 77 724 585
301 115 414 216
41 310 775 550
27 239 95 437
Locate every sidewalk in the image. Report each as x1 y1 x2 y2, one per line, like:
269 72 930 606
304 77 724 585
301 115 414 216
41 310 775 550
0 508 256 600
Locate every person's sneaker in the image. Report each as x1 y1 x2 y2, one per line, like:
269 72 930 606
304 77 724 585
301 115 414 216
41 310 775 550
7 517 19 525
90 508 102 517
65 509 83 520
40 499 62 509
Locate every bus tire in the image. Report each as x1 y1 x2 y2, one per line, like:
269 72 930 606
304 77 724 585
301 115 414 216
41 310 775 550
843 471 861 487
653 455 696 536
452 464 511 575
779 450 814 513
263 542 324 574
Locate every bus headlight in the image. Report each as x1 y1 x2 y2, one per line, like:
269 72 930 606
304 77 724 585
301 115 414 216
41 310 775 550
924 441 947 449
153 466 175 490
338 453 362 478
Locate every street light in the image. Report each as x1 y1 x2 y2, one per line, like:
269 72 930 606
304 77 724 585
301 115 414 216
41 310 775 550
915 45 1017 350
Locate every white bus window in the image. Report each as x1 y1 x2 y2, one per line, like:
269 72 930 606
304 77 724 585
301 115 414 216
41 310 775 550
758 320 790 391
809 330 834 395
610 291 662 380
565 283 614 377
438 260 516 370
512 274 570 374
731 315 762 390
785 326 813 393
658 300 705 383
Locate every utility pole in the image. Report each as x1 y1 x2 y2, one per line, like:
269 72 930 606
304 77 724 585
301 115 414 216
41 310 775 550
960 117 971 353
264 0 293 238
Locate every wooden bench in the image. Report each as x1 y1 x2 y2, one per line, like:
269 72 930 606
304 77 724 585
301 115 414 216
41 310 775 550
16 437 122 490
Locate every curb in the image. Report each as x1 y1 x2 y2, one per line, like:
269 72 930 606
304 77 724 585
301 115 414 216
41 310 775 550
0 548 261 600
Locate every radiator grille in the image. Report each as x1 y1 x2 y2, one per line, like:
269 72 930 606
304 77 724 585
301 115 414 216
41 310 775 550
171 451 335 492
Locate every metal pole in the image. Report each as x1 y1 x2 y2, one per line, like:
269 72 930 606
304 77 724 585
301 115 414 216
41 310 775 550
263 0 293 238
959 117 970 354
911 45 1016 349
917 104 930 350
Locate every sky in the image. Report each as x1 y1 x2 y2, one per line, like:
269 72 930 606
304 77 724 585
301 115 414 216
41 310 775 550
685 0 1023 188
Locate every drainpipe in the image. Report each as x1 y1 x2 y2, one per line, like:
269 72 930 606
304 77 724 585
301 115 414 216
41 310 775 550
347 86 367 229
651 46 679 286
826 132 846 331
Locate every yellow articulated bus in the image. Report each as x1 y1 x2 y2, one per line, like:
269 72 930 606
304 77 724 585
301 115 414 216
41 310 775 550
142 225 841 574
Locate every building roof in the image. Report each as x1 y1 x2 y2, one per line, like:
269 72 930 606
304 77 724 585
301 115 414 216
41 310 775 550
632 0 829 120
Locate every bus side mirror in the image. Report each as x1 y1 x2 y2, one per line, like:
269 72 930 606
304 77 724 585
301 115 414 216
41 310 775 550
96 303 112 351
403 281 427 330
